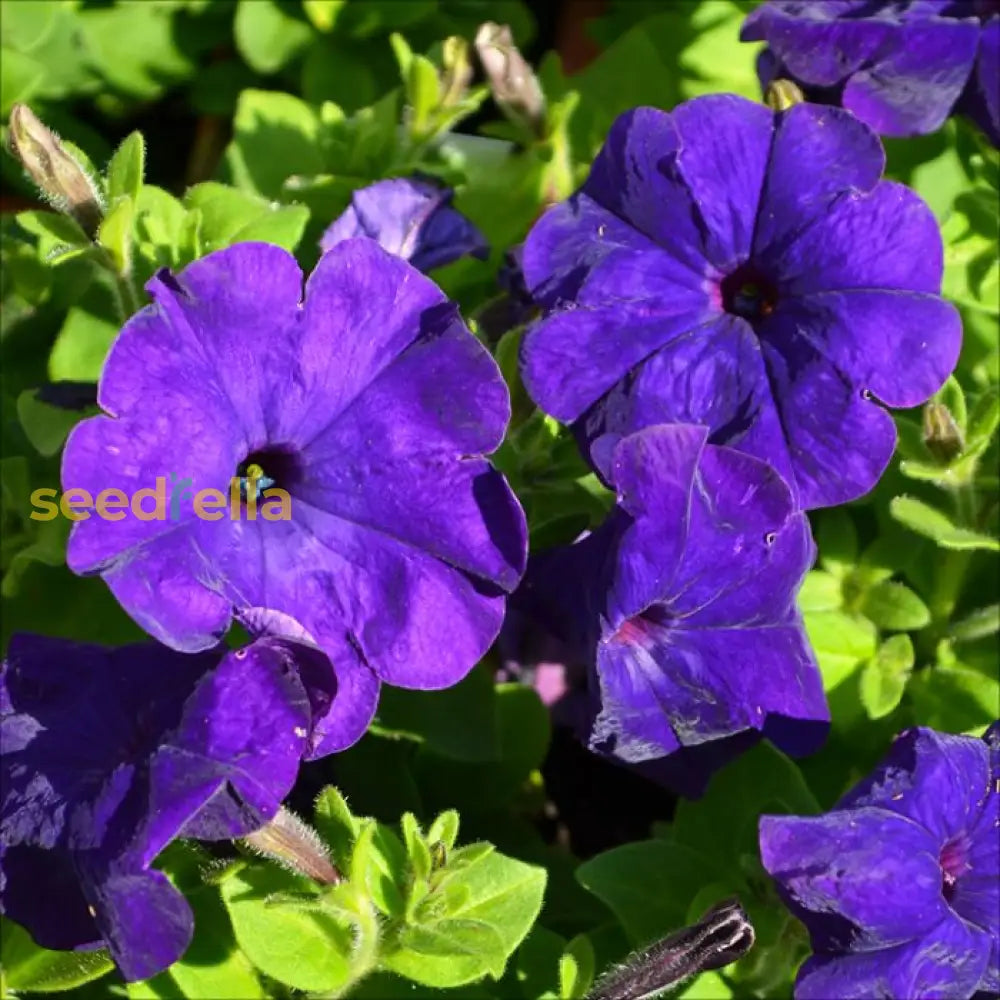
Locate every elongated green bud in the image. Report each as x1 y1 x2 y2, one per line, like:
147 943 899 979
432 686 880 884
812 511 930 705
474 22 545 137
7 104 104 237
923 400 964 463
243 806 341 885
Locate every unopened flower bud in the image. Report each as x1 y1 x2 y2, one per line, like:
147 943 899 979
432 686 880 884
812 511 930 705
441 36 473 106
7 104 104 238
243 806 341 885
587 899 755 1000
766 78 806 111
923 400 964 462
474 22 546 137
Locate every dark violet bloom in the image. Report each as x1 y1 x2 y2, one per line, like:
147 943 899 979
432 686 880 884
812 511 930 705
0 633 313 981
61 240 527 755
760 723 999 999
518 424 828 796
742 1 1000 145
519 95 961 511
319 177 489 272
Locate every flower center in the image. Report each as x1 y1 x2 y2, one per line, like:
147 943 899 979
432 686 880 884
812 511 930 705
939 834 971 903
720 265 779 322
237 446 302 502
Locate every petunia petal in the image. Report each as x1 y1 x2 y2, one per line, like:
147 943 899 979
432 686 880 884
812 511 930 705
772 292 961 409
754 103 885 255
672 94 773 271
794 914 992 1000
762 181 946 296
274 237 448 446
757 313 899 508
841 18 980 136
837 727 992 847
760 808 949 947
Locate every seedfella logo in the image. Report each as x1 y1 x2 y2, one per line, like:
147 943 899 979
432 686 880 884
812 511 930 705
30 472 292 522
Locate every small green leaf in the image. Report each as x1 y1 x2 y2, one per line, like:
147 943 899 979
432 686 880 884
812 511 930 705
313 786 359 872
234 0 312 74
859 580 931 631
220 865 352 992
303 0 345 32
184 182 309 253
950 605 1000 643
402 812 432 881
16 390 90 457
860 634 914 719
804 609 879 683
48 308 119 382
426 810 460 853
1 918 113 993
16 209 90 248
384 851 546 988
106 131 145 205
890 495 1000 551
797 570 842 613
559 934 595 999
97 194 135 274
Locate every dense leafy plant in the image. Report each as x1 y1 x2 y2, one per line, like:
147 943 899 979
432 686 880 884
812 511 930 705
1 1 997 998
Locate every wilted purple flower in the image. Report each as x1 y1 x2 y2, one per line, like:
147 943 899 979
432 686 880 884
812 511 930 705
62 240 527 754
760 723 999 999
0 633 313 981
742 1 999 145
517 424 828 796
519 95 961 510
319 178 489 271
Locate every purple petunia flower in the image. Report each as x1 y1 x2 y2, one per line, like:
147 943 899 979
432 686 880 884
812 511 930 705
517 423 828 796
518 95 962 511
319 177 489 271
61 240 527 754
760 723 999 999
742 1 1000 146
0 633 315 981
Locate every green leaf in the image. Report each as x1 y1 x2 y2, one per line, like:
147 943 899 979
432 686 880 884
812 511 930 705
890 495 1000 551
373 663 498 760
858 580 931 631
513 925 565 1000
385 851 546 988
97 194 134 274
48 308 119 382
106 131 145 205
1 918 113 993
16 390 89 457
303 0 346 32
797 570 843 613
128 887 264 999
804 609 879 687
577 841 715 946
313 785 360 872
950 605 1000 643
909 659 1000 732
220 865 353 992
860 634 914 719
184 182 309 252
77 2 195 100
16 209 90 249
225 89 324 198
234 0 312 74
559 934 595 999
